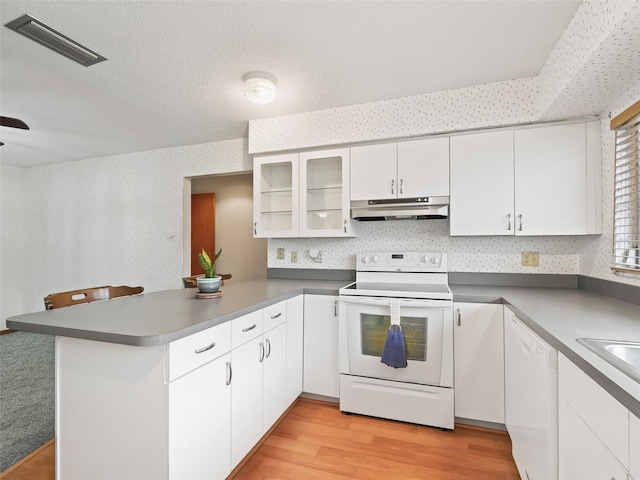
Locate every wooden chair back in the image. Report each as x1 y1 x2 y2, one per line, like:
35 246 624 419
44 285 144 310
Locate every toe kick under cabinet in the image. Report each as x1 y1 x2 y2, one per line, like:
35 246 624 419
55 297 303 480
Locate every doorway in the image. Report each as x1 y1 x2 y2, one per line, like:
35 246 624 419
185 173 267 284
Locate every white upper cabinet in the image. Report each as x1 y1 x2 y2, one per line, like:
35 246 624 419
450 130 515 236
397 137 450 198
299 148 354 237
450 120 602 236
351 138 449 201
350 143 397 200
515 123 587 235
253 153 299 238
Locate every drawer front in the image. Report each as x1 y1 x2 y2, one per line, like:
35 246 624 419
632 413 640 479
231 310 263 349
558 354 629 469
263 300 287 332
167 322 232 381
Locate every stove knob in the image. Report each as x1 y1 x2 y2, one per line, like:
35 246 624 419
362 256 370 264
430 256 439 264
420 255 428 263
372 255 379 263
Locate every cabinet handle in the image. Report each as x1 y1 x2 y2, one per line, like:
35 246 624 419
254 222 257 235
457 309 461 327
226 361 232 385
399 178 403 195
270 312 282 319
194 342 215 354
391 179 395 195
259 342 265 362
507 213 512 231
334 301 338 317
242 324 257 333
518 214 523 231
265 338 271 358
344 219 347 233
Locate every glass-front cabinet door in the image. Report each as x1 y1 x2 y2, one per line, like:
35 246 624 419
253 153 299 238
299 148 354 237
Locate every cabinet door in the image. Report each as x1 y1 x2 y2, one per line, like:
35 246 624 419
299 148 353 237
559 396 628 480
632 413 640 479
450 130 515 235
453 303 504 424
263 323 287 432
231 336 263 468
286 296 304 405
515 123 587 235
303 295 340 398
253 153 299 238
169 353 231 480
350 143 397 200
397 137 450 198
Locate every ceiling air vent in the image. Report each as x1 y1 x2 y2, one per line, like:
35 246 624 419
4 14 106 67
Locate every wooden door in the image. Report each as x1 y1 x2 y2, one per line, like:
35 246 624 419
191 193 215 275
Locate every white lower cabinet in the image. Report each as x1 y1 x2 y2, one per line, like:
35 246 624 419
632 413 640 479
453 302 504 424
303 294 340 398
559 396 627 480
230 301 289 469
262 322 287 431
558 353 631 480
169 353 231 480
231 335 264 468
286 295 304 404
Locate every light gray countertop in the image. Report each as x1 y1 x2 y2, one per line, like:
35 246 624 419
7 278 640 417
6 279 344 346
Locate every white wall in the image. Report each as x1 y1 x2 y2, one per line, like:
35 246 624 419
19 139 251 314
1 164 24 328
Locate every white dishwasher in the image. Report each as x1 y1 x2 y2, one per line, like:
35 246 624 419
504 307 558 480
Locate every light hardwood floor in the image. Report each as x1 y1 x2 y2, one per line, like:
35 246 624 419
1 399 519 480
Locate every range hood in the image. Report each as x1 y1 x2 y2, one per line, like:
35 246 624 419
351 197 449 221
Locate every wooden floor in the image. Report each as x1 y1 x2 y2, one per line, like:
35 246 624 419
0 399 519 480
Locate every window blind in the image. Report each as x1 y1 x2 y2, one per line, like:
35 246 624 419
612 112 640 273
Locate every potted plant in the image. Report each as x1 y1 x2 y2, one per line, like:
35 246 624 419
196 248 222 293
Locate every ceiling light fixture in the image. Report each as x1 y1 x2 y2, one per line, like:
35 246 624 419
243 72 277 104
5 14 107 67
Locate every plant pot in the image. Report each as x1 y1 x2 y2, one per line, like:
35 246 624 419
196 276 222 293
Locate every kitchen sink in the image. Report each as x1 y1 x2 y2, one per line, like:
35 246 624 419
577 338 640 384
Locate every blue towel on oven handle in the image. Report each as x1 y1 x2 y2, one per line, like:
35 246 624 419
381 300 408 368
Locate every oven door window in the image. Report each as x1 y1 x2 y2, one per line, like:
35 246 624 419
341 298 450 386
361 314 426 361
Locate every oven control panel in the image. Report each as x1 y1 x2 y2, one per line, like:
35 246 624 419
357 252 447 272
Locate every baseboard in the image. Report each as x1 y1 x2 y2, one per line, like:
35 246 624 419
0 438 55 477
0 329 16 336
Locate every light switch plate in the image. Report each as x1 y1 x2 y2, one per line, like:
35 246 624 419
291 251 298 263
277 248 285 260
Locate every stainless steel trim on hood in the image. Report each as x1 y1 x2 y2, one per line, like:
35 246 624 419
351 196 449 221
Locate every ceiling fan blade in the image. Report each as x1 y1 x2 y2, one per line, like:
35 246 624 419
0 116 30 130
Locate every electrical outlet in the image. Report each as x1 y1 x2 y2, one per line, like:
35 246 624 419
521 251 540 267
277 248 285 260
291 251 298 263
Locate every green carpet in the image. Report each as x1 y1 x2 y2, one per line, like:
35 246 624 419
0 331 55 471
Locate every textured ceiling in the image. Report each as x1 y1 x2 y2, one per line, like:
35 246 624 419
0 1 581 167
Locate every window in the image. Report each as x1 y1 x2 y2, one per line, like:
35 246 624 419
611 100 640 273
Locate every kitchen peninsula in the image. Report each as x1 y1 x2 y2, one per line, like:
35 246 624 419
7 277 640 480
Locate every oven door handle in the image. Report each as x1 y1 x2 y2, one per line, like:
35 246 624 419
339 296 450 308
